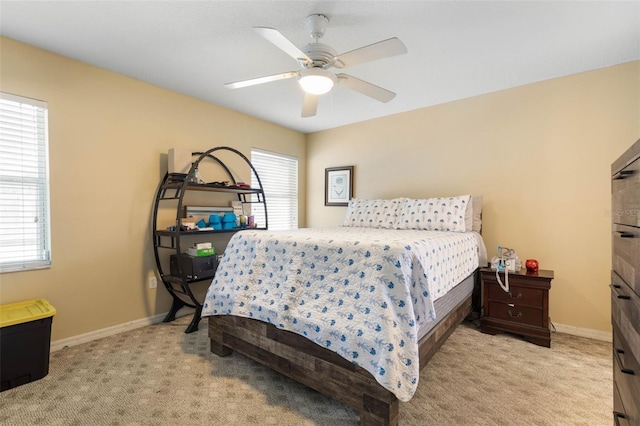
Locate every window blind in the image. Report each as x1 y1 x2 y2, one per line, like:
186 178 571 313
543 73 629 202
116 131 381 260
0 92 51 272
251 149 298 230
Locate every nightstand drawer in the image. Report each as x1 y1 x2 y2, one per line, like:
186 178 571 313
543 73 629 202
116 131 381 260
480 268 552 347
613 224 640 297
487 282 544 306
486 300 543 327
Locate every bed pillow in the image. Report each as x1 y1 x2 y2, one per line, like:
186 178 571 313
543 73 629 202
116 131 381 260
343 198 405 229
398 195 470 232
472 195 483 232
464 195 483 233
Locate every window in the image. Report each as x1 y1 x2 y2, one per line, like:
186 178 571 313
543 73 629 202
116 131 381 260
0 92 51 272
251 149 298 230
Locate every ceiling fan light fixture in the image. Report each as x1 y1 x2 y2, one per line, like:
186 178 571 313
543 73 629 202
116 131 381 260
298 68 336 95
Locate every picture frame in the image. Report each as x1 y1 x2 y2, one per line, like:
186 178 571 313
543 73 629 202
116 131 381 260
325 166 354 206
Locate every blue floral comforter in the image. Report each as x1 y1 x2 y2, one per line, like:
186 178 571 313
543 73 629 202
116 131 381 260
201 227 480 401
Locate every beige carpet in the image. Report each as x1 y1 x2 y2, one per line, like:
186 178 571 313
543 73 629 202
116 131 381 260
0 316 612 425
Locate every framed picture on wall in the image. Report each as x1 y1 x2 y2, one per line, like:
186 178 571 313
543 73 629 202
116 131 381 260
325 166 354 206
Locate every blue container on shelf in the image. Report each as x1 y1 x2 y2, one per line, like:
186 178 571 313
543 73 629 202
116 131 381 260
208 214 222 230
222 213 237 230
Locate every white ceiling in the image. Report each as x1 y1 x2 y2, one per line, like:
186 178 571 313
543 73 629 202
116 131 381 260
1 1 638 134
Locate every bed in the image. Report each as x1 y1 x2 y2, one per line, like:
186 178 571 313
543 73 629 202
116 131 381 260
202 195 485 425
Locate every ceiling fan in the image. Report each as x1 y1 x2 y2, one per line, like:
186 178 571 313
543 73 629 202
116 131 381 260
225 14 408 118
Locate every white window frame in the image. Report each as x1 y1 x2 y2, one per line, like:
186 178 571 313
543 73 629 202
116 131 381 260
250 148 298 230
0 92 52 272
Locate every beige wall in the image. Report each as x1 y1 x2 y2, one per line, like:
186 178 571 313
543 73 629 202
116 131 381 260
0 37 306 341
306 61 640 333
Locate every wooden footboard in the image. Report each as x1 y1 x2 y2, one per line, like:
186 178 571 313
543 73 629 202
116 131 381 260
208 294 473 426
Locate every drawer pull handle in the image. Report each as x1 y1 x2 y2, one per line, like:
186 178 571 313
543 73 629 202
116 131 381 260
614 411 627 426
613 170 634 180
615 348 636 375
616 231 635 238
508 291 522 299
507 310 522 318
611 284 631 300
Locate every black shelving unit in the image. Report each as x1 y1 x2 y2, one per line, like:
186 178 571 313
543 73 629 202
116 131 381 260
151 146 267 333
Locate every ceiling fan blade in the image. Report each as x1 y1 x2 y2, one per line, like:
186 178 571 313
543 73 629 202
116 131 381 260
334 37 407 69
301 93 319 117
253 27 312 65
225 71 298 89
336 74 396 103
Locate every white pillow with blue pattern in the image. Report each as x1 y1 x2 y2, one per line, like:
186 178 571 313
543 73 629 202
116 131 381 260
398 195 471 232
343 198 406 229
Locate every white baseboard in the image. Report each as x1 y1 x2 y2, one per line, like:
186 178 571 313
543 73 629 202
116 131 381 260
50 313 610 352
553 322 611 342
50 309 195 352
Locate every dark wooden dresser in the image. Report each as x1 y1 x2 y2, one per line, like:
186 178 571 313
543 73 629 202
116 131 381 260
611 138 640 426
480 267 553 348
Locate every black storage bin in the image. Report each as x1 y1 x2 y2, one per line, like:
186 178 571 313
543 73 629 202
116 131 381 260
0 299 56 391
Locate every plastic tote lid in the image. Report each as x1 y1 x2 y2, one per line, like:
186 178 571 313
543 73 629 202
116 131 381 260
0 299 57 328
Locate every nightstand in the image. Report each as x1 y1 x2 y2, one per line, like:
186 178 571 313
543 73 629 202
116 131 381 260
480 267 554 347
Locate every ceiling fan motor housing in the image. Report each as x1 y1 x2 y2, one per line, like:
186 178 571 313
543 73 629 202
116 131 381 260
302 43 337 68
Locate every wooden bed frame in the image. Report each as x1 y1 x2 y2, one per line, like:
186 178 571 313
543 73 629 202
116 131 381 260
208 271 479 426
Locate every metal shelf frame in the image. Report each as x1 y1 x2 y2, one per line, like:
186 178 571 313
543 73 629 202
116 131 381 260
151 146 268 333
